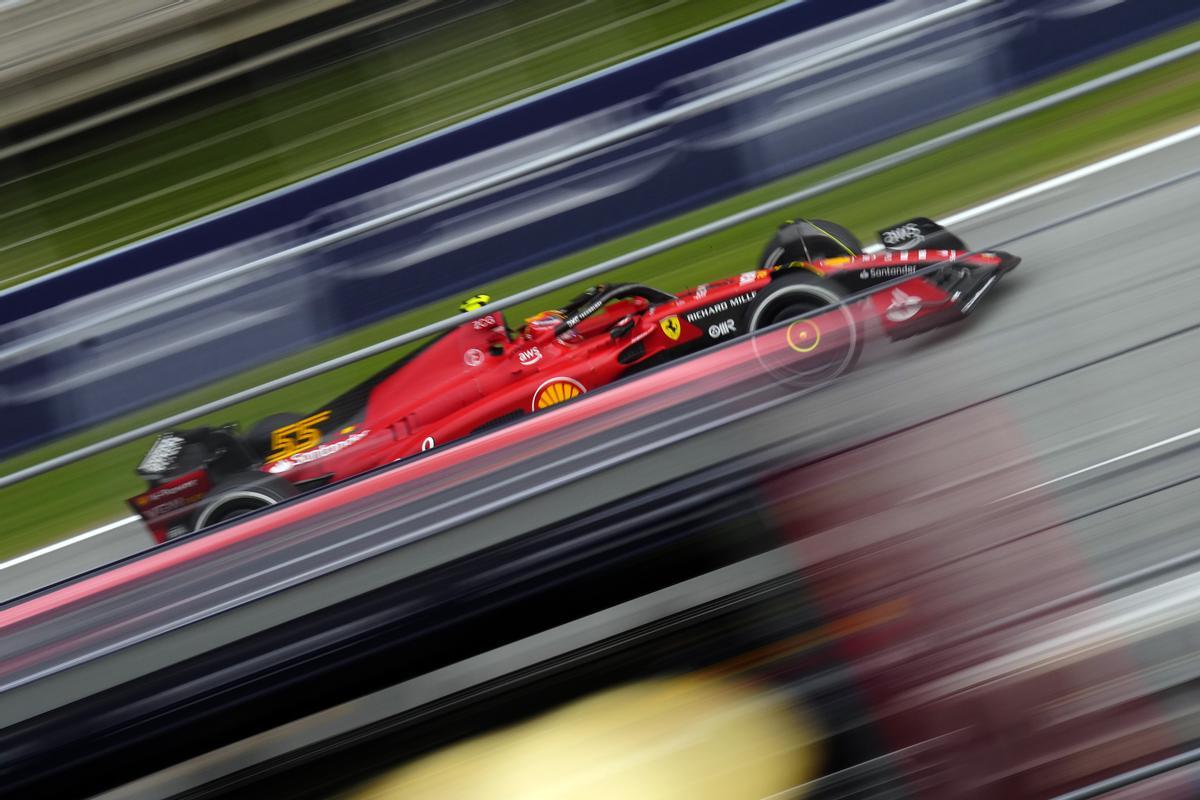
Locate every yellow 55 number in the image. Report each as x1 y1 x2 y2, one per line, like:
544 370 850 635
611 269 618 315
267 411 331 463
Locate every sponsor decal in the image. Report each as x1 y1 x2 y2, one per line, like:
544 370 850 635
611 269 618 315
146 478 200 503
881 222 923 247
136 474 211 520
464 348 484 367
859 265 919 279
289 430 369 463
267 410 332 463
683 291 757 324
562 295 606 329
786 320 821 353
660 315 682 340
471 314 498 330
517 346 543 366
143 497 190 520
738 271 762 285
708 319 737 338
824 257 852 267
421 436 436 452
694 284 708 300
532 377 586 411
885 288 923 322
269 430 370 472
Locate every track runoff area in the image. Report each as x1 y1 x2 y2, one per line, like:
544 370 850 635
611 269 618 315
1 119 1200 599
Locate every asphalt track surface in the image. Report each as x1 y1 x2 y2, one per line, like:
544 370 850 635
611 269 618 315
4 130 1200 730
5 127 1199 599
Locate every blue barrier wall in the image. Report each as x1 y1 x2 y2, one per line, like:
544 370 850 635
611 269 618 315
2 0 1199 456
0 0 889 325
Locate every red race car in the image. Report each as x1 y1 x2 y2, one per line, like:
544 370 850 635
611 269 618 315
129 217 1018 541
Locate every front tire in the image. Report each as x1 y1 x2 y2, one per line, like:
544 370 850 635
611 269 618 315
760 218 863 269
747 271 863 385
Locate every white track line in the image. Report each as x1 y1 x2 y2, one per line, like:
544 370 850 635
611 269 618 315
5 120 1200 574
862 120 1200 254
941 122 1200 228
0 515 137 571
995 425 1200 503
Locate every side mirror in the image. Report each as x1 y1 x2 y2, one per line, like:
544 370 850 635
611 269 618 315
609 316 636 340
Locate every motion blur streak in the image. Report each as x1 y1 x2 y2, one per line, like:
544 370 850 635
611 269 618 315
996 425 1200 501
343 677 821 799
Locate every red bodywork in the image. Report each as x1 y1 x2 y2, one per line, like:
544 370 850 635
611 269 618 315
273 250 1006 478
244 271 773 500
130 247 1014 542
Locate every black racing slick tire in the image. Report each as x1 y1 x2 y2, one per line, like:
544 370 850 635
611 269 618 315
747 271 863 386
194 474 298 530
760 218 863 269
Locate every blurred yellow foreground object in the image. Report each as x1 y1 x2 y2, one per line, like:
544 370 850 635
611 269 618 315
345 675 821 799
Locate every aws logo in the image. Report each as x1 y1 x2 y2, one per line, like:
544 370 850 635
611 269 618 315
532 377 585 411
518 347 543 366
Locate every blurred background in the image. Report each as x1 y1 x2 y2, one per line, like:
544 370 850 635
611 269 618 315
2 0 1200 797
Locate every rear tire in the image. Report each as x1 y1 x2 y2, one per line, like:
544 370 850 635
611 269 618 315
195 474 298 530
747 271 863 385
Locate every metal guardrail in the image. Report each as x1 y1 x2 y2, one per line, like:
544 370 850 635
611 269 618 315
2 37 1199 489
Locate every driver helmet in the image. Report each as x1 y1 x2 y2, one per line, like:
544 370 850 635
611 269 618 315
525 309 563 333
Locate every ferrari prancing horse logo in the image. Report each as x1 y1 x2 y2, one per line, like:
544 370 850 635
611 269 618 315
660 315 682 340
532 377 586 411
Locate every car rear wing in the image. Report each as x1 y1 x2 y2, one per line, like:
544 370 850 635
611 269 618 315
129 426 256 541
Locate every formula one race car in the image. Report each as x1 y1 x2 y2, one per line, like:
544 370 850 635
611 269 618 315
129 217 1018 541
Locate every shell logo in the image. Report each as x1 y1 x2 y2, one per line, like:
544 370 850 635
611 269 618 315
532 377 586 411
